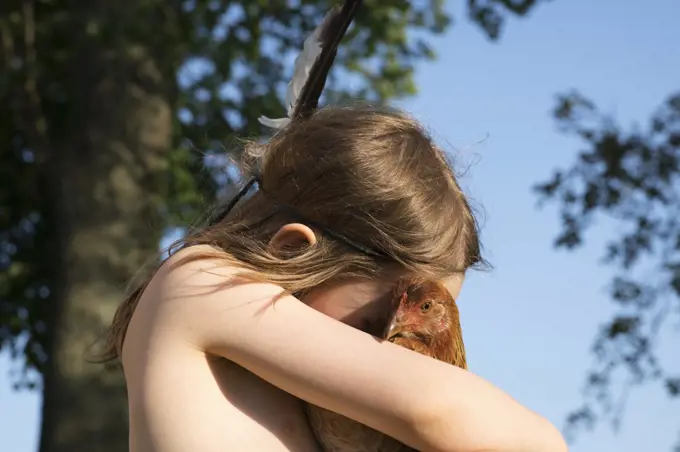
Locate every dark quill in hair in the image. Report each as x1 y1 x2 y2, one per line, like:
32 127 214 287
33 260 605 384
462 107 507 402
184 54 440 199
213 0 364 225
258 0 364 128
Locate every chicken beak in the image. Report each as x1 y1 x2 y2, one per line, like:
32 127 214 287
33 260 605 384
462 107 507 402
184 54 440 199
385 291 407 341
385 317 403 342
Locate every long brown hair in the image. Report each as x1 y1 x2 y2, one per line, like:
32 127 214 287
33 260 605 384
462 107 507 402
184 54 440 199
101 105 486 362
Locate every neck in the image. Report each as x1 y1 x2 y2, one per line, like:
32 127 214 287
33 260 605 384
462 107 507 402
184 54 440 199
446 322 467 369
423 326 467 369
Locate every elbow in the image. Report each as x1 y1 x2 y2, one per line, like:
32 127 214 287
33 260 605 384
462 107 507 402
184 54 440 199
526 419 569 452
511 415 569 452
469 415 570 452
467 416 568 452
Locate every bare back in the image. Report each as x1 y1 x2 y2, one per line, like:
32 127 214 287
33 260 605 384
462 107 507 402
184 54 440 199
121 248 320 452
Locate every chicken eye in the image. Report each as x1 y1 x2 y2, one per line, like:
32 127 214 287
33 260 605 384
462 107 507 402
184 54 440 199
421 301 432 313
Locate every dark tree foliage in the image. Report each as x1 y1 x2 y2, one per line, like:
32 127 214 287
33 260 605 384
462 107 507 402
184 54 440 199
535 90 680 448
0 0 545 451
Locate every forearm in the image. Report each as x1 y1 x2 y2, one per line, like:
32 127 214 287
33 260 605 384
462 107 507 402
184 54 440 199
408 367 567 452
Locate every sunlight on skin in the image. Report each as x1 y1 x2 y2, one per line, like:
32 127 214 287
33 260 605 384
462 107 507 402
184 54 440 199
3 1 680 451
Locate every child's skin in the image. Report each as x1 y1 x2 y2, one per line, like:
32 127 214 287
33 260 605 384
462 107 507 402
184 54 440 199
116 106 567 452
122 225 567 452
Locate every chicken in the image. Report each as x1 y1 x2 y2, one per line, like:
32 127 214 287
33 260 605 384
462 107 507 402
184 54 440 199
305 277 468 452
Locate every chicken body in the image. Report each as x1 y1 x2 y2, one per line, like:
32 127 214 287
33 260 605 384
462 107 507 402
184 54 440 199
305 277 468 452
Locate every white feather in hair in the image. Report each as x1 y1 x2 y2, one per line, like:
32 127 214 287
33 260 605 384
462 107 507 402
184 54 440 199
258 12 334 129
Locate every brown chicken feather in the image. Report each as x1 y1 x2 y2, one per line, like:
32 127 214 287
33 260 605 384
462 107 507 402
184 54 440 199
305 277 468 452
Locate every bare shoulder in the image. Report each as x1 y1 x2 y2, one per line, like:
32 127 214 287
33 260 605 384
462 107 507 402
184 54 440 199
139 244 286 349
153 244 286 307
155 244 279 295
124 245 322 452
155 244 247 294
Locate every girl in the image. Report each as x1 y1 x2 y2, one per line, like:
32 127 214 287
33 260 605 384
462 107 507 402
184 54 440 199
102 106 567 452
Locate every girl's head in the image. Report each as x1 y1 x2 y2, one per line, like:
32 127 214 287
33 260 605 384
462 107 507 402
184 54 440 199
103 105 484 360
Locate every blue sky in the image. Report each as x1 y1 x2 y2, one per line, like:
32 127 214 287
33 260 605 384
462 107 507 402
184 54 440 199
1 0 678 450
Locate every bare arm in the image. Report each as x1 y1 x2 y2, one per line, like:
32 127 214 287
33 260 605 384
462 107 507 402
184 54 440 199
153 252 566 452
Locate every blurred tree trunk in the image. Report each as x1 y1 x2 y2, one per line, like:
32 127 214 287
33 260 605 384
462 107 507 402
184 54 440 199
33 4 175 452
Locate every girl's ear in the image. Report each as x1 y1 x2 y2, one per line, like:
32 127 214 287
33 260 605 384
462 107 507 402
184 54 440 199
269 223 318 251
